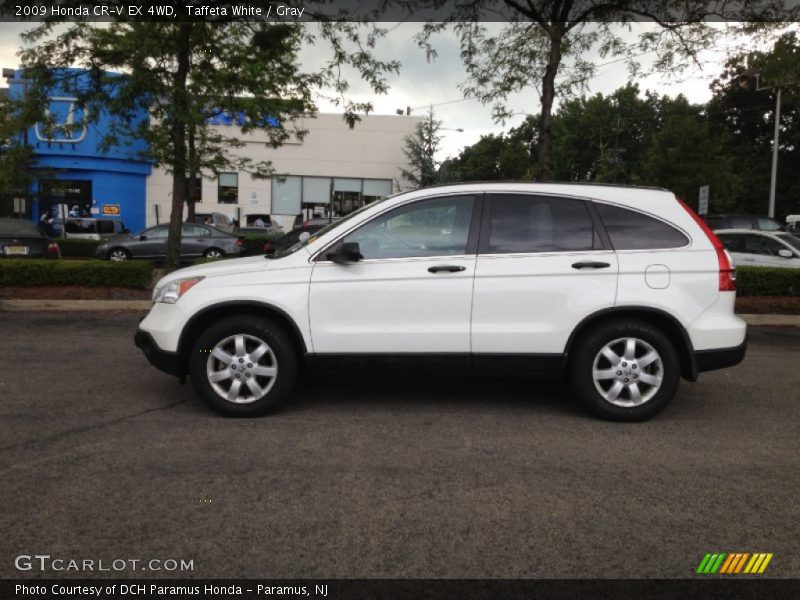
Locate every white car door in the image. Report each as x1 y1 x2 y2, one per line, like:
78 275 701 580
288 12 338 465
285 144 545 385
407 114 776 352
471 193 618 355
309 194 479 354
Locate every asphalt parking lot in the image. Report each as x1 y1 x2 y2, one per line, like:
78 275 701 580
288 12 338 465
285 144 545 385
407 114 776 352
1 312 798 579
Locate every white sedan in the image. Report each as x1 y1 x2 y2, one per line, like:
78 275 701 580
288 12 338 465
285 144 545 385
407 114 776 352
715 229 800 269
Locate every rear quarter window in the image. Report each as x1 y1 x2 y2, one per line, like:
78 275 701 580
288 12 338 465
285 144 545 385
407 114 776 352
595 203 689 250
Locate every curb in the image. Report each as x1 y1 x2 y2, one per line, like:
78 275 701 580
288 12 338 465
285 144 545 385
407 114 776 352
738 314 800 327
1 300 799 326
0 299 152 311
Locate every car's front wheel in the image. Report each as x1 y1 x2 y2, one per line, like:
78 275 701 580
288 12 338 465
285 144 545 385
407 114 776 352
189 316 298 416
569 320 680 422
108 247 131 261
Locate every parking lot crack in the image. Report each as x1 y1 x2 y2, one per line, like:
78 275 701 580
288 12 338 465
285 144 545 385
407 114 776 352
0 399 187 455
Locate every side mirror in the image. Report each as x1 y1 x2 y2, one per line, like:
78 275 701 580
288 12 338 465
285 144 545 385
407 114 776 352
139 234 148 241
778 249 793 258
326 241 363 264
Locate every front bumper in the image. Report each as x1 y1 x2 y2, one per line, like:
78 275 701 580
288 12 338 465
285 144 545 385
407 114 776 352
695 338 747 374
135 329 182 377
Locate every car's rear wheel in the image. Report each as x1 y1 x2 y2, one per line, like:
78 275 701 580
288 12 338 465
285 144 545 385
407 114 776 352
203 248 225 259
569 320 680 422
108 247 131 261
189 316 298 416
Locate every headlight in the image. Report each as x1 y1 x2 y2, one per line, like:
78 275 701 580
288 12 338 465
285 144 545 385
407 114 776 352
153 277 204 304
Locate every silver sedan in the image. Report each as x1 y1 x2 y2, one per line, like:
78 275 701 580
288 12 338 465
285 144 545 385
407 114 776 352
96 223 243 261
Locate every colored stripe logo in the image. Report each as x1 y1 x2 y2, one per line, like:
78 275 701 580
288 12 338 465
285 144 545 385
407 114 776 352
697 552 773 574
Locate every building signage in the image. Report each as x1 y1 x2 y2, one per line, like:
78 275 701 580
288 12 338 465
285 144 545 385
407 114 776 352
102 204 121 215
207 110 279 128
698 185 710 215
34 97 89 143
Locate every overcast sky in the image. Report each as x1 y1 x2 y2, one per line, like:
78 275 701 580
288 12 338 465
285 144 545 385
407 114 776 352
0 21 788 159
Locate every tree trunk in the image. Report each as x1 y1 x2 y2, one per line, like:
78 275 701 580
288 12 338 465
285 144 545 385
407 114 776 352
537 24 564 181
186 130 197 222
166 24 193 272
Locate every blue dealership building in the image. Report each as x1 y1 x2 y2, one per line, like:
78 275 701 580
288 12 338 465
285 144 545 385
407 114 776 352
5 69 151 231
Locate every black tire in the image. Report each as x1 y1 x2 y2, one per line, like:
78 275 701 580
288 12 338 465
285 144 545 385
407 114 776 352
189 316 299 417
202 248 225 259
569 319 680 422
107 247 131 261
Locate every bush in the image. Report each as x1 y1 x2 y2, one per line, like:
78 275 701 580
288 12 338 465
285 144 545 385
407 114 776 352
55 238 103 258
0 259 153 288
736 266 800 297
239 232 284 256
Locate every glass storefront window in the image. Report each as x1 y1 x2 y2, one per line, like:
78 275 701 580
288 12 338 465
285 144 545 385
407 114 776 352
218 172 238 204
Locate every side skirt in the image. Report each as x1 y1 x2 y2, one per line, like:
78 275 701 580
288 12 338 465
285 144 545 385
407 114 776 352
304 353 565 376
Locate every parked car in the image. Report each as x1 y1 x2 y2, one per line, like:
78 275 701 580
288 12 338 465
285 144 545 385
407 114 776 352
96 223 242 261
714 229 800 269
263 224 325 255
704 214 783 232
51 217 128 240
786 215 800 233
0 218 60 259
136 183 746 422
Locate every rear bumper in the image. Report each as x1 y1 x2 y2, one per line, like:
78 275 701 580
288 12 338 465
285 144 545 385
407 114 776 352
695 338 747 374
135 329 182 377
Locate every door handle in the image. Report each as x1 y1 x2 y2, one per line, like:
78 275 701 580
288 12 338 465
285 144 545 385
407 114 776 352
428 265 466 273
571 261 611 269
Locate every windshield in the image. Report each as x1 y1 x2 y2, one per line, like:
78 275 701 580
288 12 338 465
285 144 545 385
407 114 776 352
267 195 397 258
776 233 800 252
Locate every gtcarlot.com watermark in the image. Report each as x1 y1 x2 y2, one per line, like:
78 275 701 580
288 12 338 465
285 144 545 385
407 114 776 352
15 554 194 572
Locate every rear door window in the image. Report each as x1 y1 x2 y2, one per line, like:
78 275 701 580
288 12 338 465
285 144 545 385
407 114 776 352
182 224 211 237
595 204 689 250
485 195 600 254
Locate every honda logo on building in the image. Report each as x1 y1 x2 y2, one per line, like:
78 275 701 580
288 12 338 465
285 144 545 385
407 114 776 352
35 97 89 143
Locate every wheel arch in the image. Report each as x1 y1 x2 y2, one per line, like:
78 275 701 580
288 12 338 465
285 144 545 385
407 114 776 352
564 306 697 381
176 301 308 378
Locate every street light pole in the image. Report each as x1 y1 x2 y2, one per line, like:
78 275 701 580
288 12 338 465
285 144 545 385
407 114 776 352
768 86 781 219
736 70 798 219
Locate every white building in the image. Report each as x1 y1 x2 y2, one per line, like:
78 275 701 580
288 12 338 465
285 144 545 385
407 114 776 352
145 113 422 230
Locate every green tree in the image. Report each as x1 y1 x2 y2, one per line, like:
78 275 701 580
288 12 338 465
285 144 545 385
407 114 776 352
549 84 659 183
18 17 399 269
636 95 740 209
0 86 49 217
414 1 796 179
438 132 531 182
401 108 443 187
709 32 800 218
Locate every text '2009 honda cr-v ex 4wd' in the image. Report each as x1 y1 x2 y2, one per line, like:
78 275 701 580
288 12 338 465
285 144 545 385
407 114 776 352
135 183 746 422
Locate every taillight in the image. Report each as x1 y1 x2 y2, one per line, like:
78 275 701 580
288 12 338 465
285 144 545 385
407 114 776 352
235 237 244 247
262 242 271 253
46 242 60 256
676 197 736 292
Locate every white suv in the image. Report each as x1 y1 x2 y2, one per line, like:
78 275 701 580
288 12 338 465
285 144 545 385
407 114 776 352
135 183 746 421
